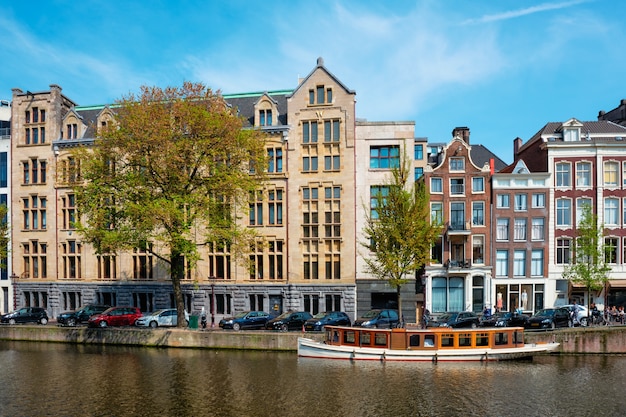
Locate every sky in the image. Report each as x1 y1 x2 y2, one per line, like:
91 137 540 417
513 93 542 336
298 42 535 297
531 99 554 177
1 0 624 164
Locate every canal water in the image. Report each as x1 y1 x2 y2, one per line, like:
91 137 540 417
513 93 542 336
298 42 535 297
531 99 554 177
0 341 624 417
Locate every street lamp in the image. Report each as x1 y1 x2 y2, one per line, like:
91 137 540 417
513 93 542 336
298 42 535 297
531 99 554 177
209 276 216 327
10 273 18 311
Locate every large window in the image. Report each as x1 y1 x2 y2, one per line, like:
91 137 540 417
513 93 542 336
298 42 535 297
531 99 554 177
496 218 509 241
605 237 618 264
414 144 423 160
576 162 591 187
513 250 526 277
267 148 283 173
532 193 545 208
371 186 389 219
556 162 571 187
514 218 527 241
514 193 527 211
497 194 510 208
531 249 544 276
472 177 484 193
450 178 464 195
431 277 464 313
302 121 318 143
556 238 571 264
556 199 572 227
605 198 619 226
430 177 442 193
496 250 508 277
472 236 484 264
370 146 399 169
531 218 544 241
268 189 283 225
449 158 464 171
450 202 465 230
576 198 592 225
604 161 619 187
431 202 443 224
472 202 484 226
323 120 340 142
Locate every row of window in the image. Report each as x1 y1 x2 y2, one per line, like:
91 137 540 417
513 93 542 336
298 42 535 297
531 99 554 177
556 236 624 265
249 189 284 226
556 160 626 188
431 176 485 194
495 249 545 277
25 108 46 124
302 119 341 143
496 217 545 241
25 127 46 145
556 197 626 227
430 201 487 228
496 193 545 210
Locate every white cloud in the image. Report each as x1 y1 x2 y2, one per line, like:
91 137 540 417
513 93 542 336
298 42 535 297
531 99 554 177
462 0 591 25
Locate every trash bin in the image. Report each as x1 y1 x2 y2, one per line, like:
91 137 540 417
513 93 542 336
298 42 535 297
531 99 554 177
188 315 199 329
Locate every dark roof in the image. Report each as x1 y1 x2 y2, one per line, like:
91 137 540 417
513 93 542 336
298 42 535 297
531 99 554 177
224 91 291 128
470 144 507 171
519 120 626 153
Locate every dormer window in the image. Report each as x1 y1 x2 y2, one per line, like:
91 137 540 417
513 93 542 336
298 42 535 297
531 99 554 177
450 157 464 171
260 109 272 127
309 85 332 105
563 128 580 142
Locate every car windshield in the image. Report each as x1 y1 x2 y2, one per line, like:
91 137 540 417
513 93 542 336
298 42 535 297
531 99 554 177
535 309 554 317
275 311 293 319
361 310 380 319
438 313 456 321
233 312 249 319
312 312 330 319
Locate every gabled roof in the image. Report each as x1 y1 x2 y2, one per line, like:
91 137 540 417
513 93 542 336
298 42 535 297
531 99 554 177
288 57 355 98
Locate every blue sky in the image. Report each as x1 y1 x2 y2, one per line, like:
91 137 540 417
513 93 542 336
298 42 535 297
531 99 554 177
1 0 624 164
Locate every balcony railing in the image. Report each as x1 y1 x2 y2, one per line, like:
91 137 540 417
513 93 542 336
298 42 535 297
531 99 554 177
444 259 472 269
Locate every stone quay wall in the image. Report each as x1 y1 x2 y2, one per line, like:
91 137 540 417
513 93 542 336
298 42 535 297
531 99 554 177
0 325 624 354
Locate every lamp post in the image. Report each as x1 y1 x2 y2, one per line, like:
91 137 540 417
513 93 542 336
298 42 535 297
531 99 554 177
209 276 216 327
10 273 18 311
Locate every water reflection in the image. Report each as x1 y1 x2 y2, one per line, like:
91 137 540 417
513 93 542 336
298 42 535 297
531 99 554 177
0 341 624 417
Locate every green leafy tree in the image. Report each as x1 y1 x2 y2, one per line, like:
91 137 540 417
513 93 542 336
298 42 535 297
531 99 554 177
563 204 610 318
74 83 268 327
362 154 442 325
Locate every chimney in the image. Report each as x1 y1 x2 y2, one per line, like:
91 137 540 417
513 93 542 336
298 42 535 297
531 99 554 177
513 137 523 157
452 126 470 144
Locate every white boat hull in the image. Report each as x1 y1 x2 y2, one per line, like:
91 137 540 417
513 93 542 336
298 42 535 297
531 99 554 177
297 337 560 362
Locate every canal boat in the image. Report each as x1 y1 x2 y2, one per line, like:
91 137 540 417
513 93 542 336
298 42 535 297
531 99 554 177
297 325 559 362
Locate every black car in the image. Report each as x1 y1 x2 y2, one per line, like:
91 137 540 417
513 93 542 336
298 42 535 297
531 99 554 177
264 311 312 331
57 304 110 326
304 311 351 331
427 311 479 329
479 311 529 328
525 308 571 330
1 307 49 325
353 309 399 329
219 311 271 331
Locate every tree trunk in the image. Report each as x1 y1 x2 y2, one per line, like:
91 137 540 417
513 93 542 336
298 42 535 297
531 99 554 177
171 251 187 328
397 285 403 327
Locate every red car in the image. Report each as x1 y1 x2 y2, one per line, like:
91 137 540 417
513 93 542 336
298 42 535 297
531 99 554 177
88 307 142 328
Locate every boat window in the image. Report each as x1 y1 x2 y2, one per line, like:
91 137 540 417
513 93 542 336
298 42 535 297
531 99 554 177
374 333 387 346
409 335 420 347
458 334 472 347
424 335 435 347
476 333 489 347
441 334 454 347
514 330 524 345
343 331 356 344
332 330 339 343
360 332 371 346
495 332 509 346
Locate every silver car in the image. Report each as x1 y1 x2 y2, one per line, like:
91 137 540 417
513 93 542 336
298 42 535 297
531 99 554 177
135 309 189 328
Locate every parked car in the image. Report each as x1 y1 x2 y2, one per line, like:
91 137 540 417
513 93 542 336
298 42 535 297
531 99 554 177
265 311 312 331
304 311 351 331
427 311 479 329
353 309 399 329
219 311 271 331
561 304 590 326
87 307 143 328
525 308 571 330
479 311 529 328
57 304 110 326
1 307 48 325
135 308 189 328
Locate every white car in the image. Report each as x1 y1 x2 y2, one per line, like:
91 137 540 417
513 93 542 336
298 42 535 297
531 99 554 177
561 304 590 326
135 308 189 328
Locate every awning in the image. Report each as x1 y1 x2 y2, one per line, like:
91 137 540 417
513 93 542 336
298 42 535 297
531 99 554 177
608 279 626 288
570 282 587 289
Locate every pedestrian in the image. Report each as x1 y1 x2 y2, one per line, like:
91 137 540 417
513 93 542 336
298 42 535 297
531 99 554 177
200 306 207 329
